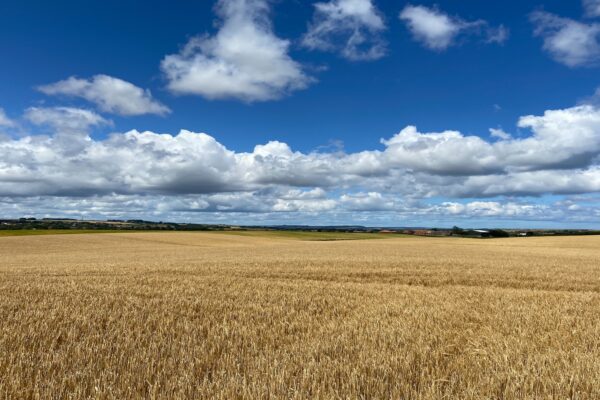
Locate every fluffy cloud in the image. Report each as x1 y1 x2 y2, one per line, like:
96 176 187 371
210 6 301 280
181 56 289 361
302 0 387 61
583 0 600 18
581 86 600 106
3 104 600 195
161 0 311 102
24 107 109 133
531 11 600 67
0 108 15 127
489 128 511 140
1 102 600 223
433 201 558 221
22 107 111 159
38 75 170 116
382 105 600 175
399 5 507 51
1 194 595 226
340 192 397 211
452 168 600 198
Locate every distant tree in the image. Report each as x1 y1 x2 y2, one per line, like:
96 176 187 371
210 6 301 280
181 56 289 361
489 229 509 238
452 226 464 234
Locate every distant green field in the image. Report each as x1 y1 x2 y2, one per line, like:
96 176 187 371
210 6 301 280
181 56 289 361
0 229 133 237
213 230 404 241
0 229 404 240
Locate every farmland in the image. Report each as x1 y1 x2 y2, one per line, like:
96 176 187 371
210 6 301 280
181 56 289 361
1 232 599 399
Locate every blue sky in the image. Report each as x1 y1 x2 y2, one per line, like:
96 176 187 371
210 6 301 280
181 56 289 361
1 0 600 227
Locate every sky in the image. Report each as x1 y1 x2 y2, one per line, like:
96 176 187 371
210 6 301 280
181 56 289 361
1 0 600 228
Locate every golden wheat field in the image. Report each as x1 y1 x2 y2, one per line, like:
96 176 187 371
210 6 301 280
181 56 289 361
0 232 599 399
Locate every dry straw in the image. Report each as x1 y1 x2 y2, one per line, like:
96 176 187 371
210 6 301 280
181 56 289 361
1 232 599 399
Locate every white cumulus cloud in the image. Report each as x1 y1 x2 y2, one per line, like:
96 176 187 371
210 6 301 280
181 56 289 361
531 11 600 67
583 0 600 18
0 108 15 127
302 0 387 61
161 0 312 102
437 201 548 218
38 75 170 116
382 105 600 175
340 192 396 211
489 128 511 140
1 101 600 223
399 5 507 51
24 107 109 134
2 104 600 197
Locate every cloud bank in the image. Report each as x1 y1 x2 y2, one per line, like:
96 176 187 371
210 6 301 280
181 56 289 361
1 102 600 224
